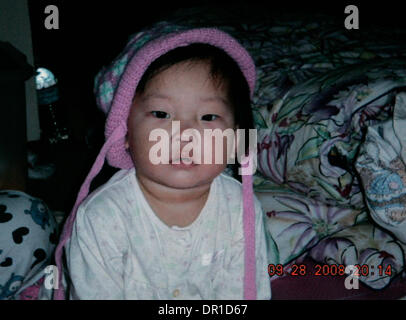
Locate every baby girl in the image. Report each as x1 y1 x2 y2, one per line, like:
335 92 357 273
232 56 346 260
53 22 271 300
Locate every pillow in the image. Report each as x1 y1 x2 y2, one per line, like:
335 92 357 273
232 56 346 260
256 59 406 209
355 92 406 243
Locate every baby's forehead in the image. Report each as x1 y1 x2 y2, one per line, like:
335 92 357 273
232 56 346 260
150 60 227 87
137 70 231 105
140 92 229 105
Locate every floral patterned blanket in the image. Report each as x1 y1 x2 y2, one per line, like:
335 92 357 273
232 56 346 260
158 5 406 290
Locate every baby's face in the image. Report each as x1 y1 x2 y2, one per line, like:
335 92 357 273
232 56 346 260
127 61 236 190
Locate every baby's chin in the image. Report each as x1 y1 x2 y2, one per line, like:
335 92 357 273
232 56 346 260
144 164 225 190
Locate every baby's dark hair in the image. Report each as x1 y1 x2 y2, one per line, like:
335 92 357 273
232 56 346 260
135 43 254 177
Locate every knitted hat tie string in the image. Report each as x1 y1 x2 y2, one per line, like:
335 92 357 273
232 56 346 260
241 151 257 300
54 121 127 300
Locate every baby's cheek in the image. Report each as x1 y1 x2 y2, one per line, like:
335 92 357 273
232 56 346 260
128 130 157 163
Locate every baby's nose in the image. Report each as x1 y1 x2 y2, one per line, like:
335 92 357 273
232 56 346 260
172 120 201 142
180 119 198 132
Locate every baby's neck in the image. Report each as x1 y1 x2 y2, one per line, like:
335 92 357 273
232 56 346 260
136 173 211 228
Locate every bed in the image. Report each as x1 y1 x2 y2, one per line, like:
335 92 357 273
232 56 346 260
157 4 406 299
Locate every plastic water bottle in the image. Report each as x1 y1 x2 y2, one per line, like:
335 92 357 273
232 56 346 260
35 67 70 145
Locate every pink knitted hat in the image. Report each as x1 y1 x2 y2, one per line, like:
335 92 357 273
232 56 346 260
54 21 257 300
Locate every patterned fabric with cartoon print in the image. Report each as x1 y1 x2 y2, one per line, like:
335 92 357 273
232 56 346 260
0 190 58 300
356 93 406 244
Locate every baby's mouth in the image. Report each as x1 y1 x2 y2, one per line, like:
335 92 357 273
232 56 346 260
170 158 194 165
169 157 200 169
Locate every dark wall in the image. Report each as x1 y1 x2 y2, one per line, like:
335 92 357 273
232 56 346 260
27 0 406 98
27 0 406 116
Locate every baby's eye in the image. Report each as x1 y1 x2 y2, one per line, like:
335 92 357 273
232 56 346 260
151 111 170 119
201 114 219 121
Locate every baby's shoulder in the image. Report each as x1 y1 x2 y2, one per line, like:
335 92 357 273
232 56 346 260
77 169 135 220
217 173 243 198
216 173 262 213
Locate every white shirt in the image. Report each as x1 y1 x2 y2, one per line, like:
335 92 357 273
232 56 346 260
66 168 271 300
